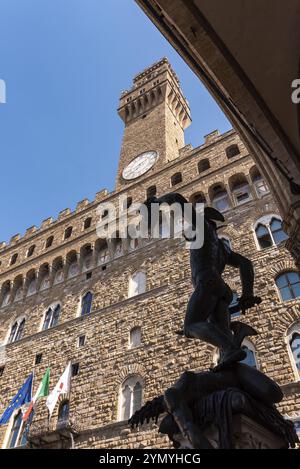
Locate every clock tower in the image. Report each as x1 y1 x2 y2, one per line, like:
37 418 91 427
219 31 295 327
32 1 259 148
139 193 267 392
116 58 191 190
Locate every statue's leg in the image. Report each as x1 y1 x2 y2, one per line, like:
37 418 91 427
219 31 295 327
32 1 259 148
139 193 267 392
209 284 233 359
184 280 236 352
164 372 214 449
235 363 283 405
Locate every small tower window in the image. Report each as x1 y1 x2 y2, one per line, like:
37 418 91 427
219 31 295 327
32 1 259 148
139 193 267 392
27 245 35 258
64 227 73 239
84 217 92 230
171 172 182 186
10 253 18 266
198 159 210 174
147 185 157 199
226 144 240 158
45 236 54 249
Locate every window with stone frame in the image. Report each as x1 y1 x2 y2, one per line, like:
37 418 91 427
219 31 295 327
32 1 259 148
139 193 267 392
119 376 143 421
250 167 269 197
254 215 288 249
64 226 73 240
7 409 33 448
27 245 35 258
42 304 61 330
128 271 147 298
129 327 142 349
226 144 240 159
57 400 69 429
198 159 210 174
276 271 300 302
210 185 230 213
1 285 11 307
146 185 157 199
10 253 18 266
171 172 182 186
8 318 25 344
80 291 93 316
45 235 54 249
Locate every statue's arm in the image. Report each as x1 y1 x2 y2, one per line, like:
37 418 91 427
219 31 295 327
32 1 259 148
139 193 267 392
227 251 261 313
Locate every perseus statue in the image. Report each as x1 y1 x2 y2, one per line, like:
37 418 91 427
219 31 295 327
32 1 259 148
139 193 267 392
145 193 261 371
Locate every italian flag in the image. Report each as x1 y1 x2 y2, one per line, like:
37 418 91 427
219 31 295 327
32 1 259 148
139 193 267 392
22 367 50 422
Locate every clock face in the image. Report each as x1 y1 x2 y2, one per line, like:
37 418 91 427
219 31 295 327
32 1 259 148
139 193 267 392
122 151 158 180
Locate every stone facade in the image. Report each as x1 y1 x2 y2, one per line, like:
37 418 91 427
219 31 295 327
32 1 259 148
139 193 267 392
0 59 299 449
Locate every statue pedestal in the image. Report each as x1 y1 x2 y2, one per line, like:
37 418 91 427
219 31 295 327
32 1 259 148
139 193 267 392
203 414 287 449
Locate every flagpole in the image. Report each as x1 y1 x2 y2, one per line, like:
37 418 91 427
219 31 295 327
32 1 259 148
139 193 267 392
67 360 74 450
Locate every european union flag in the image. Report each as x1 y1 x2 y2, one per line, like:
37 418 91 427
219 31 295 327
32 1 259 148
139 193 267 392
0 373 33 425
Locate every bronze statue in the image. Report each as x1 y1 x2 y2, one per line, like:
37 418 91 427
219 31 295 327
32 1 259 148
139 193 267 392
146 193 261 370
128 193 298 449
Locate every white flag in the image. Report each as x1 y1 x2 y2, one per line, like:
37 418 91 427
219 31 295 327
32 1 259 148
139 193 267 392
46 363 71 418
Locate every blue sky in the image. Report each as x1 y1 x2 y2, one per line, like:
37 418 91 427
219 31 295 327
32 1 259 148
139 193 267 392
0 0 231 244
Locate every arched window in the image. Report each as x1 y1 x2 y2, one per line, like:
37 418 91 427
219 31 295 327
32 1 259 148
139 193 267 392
146 185 157 199
171 172 182 186
7 410 32 448
289 333 300 378
230 175 252 205
270 218 288 245
81 291 93 316
40 274 50 291
64 227 73 240
276 272 300 301
241 340 258 368
255 223 273 249
119 376 143 421
250 167 269 197
54 269 64 285
1 287 11 307
10 253 18 266
42 305 60 330
114 239 123 258
68 261 79 279
254 215 288 249
210 185 230 212
81 245 93 272
57 400 69 429
27 277 37 297
98 245 110 265
129 327 141 348
226 144 240 158
84 217 92 230
190 192 207 207
8 318 25 344
128 271 147 298
45 235 54 249
198 159 210 174
27 245 35 258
